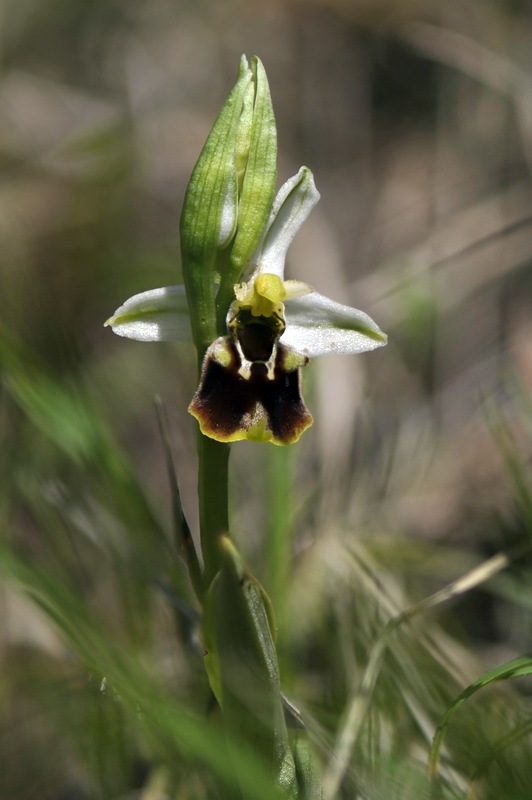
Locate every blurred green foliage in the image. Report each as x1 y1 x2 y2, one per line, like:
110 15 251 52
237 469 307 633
2 0 532 797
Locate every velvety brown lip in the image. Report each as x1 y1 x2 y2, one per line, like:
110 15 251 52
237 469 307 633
188 339 312 445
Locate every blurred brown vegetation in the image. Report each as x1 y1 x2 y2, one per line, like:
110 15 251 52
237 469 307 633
1 0 532 797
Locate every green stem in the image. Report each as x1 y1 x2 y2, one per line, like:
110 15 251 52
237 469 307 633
198 432 231 588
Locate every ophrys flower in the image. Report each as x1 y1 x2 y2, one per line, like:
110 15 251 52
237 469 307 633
106 167 387 444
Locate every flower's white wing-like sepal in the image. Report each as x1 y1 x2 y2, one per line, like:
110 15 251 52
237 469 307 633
282 291 387 357
105 285 192 342
244 167 320 281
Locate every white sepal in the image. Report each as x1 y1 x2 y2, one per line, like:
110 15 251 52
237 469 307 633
282 291 387 357
105 285 192 342
244 167 320 280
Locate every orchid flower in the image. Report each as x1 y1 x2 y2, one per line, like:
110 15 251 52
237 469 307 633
106 167 387 445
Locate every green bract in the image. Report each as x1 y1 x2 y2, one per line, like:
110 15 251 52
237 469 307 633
179 55 277 357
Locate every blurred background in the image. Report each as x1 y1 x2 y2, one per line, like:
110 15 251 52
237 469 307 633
2 0 532 798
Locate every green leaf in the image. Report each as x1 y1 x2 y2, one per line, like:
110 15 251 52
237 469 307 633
205 536 298 797
291 735 324 799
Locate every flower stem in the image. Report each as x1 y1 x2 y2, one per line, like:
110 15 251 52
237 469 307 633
197 432 231 588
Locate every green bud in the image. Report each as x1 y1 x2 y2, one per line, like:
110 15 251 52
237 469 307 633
180 56 277 357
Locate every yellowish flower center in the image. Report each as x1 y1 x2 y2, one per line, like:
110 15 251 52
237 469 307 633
252 273 286 316
233 273 286 319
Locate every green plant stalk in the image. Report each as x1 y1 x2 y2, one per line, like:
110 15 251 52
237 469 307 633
180 55 277 588
196 246 234 589
198 432 230 588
